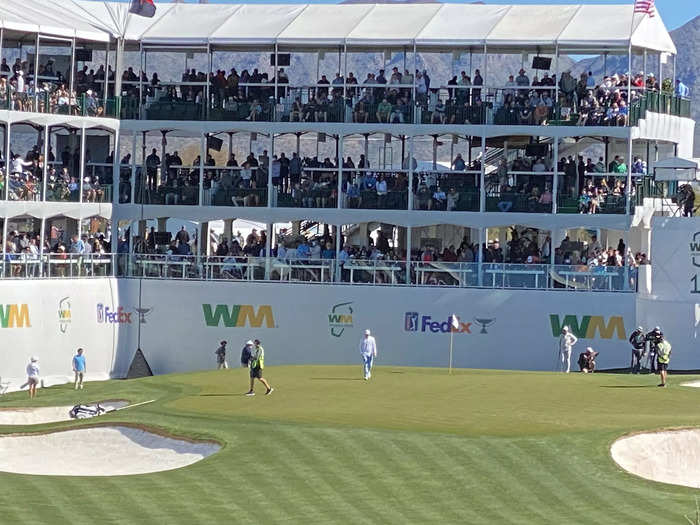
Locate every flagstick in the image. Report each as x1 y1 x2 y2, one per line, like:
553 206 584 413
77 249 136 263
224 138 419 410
449 329 454 375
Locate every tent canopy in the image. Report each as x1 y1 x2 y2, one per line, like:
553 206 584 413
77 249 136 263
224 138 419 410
0 1 677 55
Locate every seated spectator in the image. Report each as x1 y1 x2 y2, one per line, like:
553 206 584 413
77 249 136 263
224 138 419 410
376 98 391 123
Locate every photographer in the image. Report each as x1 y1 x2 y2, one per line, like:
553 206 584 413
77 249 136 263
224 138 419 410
628 326 646 374
645 327 663 374
578 347 598 373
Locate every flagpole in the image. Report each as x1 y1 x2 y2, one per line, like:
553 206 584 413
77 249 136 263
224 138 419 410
449 329 454 375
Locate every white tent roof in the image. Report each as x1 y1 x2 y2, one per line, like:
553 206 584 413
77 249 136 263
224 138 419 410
1 1 677 55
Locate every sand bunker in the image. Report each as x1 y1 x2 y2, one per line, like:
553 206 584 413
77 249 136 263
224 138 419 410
681 380 700 388
611 429 700 488
0 401 128 425
0 426 219 476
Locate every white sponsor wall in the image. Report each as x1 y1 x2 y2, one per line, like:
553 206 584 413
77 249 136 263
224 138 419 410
0 278 640 381
638 217 700 370
0 279 136 388
136 280 636 373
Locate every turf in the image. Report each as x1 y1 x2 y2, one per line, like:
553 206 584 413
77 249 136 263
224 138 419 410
0 366 699 524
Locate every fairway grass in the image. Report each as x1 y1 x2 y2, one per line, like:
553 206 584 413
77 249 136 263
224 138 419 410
0 366 699 524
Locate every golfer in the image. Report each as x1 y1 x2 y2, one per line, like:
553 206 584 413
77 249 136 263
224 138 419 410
628 326 646 374
72 348 86 390
215 340 228 370
26 357 40 399
657 338 672 387
246 339 273 396
359 329 377 380
559 326 578 373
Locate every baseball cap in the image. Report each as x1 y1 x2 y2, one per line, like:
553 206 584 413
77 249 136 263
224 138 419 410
364 329 371 335
245 340 253 346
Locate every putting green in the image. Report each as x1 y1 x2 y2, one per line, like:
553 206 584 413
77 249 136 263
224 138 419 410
0 366 699 524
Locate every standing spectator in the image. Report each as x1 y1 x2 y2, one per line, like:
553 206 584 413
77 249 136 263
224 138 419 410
656 338 672 387
145 148 160 191
628 326 646 374
175 226 190 246
72 348 86 390
245 339 273 396
359 329 378 380
559 326 578 373
215 340 228 370
26 356 40 398
675 79 690 98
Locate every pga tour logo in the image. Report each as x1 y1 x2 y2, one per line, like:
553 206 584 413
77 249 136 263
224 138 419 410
96 303 132 324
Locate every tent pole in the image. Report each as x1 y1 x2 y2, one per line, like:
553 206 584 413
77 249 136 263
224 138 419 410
337 134 343 210
69 38 76 107
79 124 86 203
4 122 10 201
138 43 143 119
405 225 412 285
552 136 559 213
104 39 110 107
408 134 414 210
479 133 486 212
33 33 40 111
42 124 49 200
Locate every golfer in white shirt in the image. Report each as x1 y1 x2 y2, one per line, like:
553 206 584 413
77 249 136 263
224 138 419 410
559 326 578 373
359 329 377 380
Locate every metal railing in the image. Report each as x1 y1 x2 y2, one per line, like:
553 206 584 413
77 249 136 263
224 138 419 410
0 252 637 292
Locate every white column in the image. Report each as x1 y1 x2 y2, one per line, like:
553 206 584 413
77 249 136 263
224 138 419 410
130 130 137 204
626 135 633 215
479 134 486 212
114 38 123 100
552 136 559 213
42 125 49 201
408 135 414 210
138 45 144 119
554 44 559 112
79 125 86 203
337 134 343 209
33 33 40 111
199 133 205 206
69 38 76 106
268 133 274 208
104 40 110 108
335 224 342 282
38 217 45 276
265 223 272 279
4 122 10 201
405 225 412 284
478 227 485 286
112 132 119 205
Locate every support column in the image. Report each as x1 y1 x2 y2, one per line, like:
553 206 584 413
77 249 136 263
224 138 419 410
337 134 343 209
405 225 412 284
268 133 274 208
626 135 633 215
1 216 7 277
111 131 119 205
42 125 49 201
552 136 559 213
199 133 205 206
265 223 272 279
408 135 414 210
157 218 168 232
199 222 209 256
69 38 76 107
623 229 630 291
38 217 45 276
79 126 86 203
114 38 124 100
479 134 486 212
33 33 40 111
335 224 342 282
4 122 10 201
478 227 485 286
130 130 137 204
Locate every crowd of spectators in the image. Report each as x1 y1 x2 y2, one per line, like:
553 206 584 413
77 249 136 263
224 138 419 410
0 58 105 116
0 144 111 203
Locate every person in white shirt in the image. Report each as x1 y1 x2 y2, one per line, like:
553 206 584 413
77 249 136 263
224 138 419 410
26 356 40 398
559 326 578 373
359 329 378 380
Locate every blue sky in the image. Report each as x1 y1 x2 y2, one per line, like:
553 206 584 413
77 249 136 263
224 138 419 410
194 0 699 32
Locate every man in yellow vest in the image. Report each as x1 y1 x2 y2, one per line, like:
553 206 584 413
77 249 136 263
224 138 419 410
245 339 273 396
656 338 672 388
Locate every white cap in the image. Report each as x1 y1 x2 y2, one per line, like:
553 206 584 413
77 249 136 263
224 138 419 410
364 329 371 335
245 340 254 346
586 347 594 353
30 356 38 362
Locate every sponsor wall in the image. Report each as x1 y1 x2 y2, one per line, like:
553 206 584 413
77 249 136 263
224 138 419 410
137 280 637 373
638 217 700 370
0 278 641 381
0 279 136 384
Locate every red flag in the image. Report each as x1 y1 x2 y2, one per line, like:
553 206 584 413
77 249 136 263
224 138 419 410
129 0 156 18
633 0 655 18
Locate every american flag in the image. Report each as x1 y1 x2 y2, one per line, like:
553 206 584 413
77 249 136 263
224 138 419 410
634 0 655 17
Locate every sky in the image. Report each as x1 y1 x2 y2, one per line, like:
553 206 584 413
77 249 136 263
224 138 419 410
189 0 699 32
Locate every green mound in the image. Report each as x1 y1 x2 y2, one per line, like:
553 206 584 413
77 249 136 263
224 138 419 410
1 366 698 524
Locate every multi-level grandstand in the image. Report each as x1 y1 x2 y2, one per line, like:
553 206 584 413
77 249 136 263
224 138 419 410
0 1 696 383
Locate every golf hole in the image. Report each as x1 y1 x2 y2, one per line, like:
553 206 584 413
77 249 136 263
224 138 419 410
611 429 700 488
0 401 128 426
0 425 220 476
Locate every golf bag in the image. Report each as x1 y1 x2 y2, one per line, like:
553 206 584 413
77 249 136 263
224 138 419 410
240 345 252 366
69 404 106 419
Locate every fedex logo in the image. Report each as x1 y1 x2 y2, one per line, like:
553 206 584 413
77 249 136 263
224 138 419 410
404 312 471 334
97 303 132 324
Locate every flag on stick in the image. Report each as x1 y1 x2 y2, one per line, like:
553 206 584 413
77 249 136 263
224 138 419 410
450 314 459 330
130 0 156 18
633 0 655 18
448 314 458 374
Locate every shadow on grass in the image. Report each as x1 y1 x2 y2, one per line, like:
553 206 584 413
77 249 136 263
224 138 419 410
310 378 364 381
599 385 658 389
199 393 249 397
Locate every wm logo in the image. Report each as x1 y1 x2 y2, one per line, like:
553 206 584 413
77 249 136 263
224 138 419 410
0 304 31 328
549 314 625 340
202 304 275 328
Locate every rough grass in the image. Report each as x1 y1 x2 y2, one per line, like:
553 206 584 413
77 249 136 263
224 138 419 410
0 365 699 524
